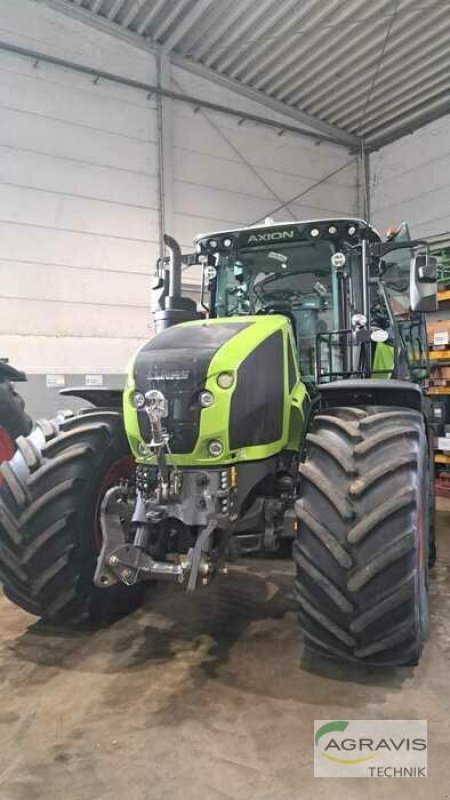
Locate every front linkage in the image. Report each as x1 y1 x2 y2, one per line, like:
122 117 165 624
95 389 231 592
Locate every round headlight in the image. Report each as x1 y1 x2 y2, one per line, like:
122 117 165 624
328 225 338 234
208 440 223 457
310 227 320 238
199 390 214 408
217 372 234 389
222 237 233 248
131 391 145 409
208 238 218 249
347 224 356 236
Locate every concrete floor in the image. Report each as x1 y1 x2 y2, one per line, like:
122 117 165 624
0 502 449 800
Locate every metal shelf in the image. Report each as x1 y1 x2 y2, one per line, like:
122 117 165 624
435 453 450 464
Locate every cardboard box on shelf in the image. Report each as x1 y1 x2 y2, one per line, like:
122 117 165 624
427 319 450 344
437 437 450 451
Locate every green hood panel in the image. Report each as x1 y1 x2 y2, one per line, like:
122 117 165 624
124 315 306 466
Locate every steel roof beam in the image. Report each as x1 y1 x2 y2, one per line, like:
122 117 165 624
169 54 359 145
366 95 450 148
360 87 450 139
0 38 356 149
38 0 359 146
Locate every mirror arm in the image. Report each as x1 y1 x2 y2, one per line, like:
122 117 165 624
373 239 428 257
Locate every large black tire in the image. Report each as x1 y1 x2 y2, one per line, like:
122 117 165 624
0 380 32 458
294 406 430 667
0 410 143 624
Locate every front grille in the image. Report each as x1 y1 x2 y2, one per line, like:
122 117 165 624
133 321 250 455
137 376 201 453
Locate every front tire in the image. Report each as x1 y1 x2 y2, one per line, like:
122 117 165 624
294 406 429 667
0 410 143 624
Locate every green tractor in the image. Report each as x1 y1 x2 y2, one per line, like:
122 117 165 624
0 218 438 665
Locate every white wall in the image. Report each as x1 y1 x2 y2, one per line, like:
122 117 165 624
0 0 359 376
370 116 450 240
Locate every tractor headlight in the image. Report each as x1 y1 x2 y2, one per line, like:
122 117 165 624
208 440 224 457
131 391 146 409
199 390 215 408
217 372 234 389
310 227 320 238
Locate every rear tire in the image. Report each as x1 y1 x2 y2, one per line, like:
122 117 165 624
294 406 429 667
0 410 143 624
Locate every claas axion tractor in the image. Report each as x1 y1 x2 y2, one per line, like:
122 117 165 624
0 218 438 666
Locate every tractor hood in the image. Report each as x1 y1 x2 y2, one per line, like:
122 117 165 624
124 315 301 466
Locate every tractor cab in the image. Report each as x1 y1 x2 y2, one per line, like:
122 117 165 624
192 218 437 385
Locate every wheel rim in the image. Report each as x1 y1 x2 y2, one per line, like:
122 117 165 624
0 426 15 464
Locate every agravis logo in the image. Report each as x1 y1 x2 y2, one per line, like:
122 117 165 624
314 719 427 778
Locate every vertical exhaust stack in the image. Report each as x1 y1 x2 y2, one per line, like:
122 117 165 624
152 234 200 333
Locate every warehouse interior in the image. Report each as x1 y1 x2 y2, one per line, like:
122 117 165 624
0 0 450 797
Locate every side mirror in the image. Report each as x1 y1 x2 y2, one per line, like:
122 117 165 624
410 251 438 312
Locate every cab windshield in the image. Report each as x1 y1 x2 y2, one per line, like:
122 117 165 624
215 240 339 380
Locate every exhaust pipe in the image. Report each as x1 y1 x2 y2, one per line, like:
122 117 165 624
163 233 182 300
152 234 200 332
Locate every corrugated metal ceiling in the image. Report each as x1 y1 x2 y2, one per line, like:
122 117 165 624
46 0 450 149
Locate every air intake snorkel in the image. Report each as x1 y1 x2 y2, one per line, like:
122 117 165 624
152 234 200 333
